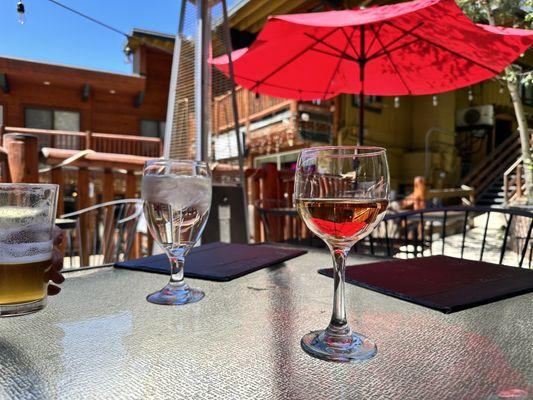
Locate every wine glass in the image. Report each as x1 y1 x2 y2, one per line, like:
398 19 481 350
294 146 389 362
142 160 212 305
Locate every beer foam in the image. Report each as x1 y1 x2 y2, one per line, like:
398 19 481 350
0 241 53 264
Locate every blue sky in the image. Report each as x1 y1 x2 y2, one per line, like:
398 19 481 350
0 0 182 74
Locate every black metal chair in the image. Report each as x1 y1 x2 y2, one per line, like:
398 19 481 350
60 199 144 269
356 205 533 268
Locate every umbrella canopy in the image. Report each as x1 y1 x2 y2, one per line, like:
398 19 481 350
213 0 533 143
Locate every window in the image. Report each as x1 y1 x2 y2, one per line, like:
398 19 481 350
25 108 80 131
214 130 245 161
140 119 165 138
352 95 383 113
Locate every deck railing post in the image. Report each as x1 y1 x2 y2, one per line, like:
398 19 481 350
0 145 9 183
51 167 64 216
516 164 524 198
3 133 39 183
85 130 92 150
78 167 91 266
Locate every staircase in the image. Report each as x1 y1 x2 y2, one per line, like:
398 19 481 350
462 134 522 205
476 176 506 206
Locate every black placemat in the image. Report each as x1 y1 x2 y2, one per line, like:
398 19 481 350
115 242 307 281
318 255 533 313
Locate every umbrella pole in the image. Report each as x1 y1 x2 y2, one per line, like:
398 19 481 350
358 91 364 146
358 25 365 146
221 0 250 243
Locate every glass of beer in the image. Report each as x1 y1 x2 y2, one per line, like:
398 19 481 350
294 146 389 362
0 183 59 317
142 160 212 305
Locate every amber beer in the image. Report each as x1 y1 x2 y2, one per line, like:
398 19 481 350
0 258 51 305
0 185 58 317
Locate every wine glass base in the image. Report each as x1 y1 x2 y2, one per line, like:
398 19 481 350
146 283 204 305
301 329 377 362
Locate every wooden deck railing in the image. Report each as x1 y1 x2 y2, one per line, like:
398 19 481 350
503 156 525 204
1 126 162 157
462 133 522 199
213 86 292 133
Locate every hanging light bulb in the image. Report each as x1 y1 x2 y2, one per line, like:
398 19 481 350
432 95 438 106
468 87 474 102
124 45 133 64
499 85 505 94
17 1 25 24
394 96 400 108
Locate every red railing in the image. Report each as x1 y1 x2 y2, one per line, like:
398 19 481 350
1 126 162 158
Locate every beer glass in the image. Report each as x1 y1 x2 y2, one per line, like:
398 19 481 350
295 146 389 362
142 160 212 305
0 183 59 317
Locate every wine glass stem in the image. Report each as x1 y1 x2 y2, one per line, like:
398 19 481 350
327 247 350 336
169 253 185 286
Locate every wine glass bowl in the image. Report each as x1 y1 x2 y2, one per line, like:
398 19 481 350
295 146 389 362
142 160 212 305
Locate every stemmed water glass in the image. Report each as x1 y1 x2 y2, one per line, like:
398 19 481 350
142 160 212 305
294 146 389 362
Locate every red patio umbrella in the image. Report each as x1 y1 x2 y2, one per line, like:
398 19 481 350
213 0 533 144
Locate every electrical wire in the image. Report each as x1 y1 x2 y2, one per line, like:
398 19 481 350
46 0 130 38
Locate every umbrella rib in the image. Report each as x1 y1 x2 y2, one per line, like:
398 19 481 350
250 27 341 91
321 28 357 100
310 47 358 63
340 27 361 59
385 21 501 75
366 22 385 56
369 24 413 95
366 22 424 60
368 38 420 62
305 32 359 62
232 73 337 96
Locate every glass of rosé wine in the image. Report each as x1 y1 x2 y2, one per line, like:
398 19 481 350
294 146 389 362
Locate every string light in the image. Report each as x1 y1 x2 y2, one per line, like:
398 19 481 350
432 95 438 106
394 96 400 108
468 87 474 102
124 45 133 64
499 85 505 94
17 1 25 24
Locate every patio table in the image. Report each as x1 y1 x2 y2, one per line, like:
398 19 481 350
1 247 532 400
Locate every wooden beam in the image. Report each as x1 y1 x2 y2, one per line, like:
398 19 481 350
3 134 39 183
41 148 151 170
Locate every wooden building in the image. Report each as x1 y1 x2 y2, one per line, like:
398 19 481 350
0 29 172 138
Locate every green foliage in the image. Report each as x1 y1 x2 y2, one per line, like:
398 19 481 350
457 0 533 27
457 0 533 84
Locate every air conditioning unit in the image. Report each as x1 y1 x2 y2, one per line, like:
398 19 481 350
456 105 494 128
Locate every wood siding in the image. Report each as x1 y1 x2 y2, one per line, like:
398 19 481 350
0 52 170 135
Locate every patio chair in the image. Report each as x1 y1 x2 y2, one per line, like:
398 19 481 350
255 198 323 246
60 199 145 269
357 205 533 268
